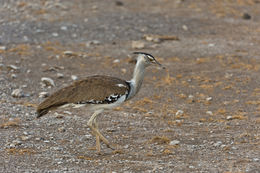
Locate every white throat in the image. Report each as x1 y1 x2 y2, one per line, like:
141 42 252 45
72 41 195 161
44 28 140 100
127 56 146 100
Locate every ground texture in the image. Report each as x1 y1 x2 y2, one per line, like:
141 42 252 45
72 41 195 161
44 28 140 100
0 0 260 172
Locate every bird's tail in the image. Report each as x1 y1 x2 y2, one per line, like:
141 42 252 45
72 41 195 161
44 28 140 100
36 108 49 118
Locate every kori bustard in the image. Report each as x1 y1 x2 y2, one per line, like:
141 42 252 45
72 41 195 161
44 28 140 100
37 52 165 153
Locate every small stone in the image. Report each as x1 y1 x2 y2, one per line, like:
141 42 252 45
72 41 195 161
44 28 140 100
113 59 120 63
86 40 101 47
226 116 233 120
58 127 66 132
52 33 59 37
132 41 145 49
0 46 6 50
206 97 212 101
169 140 180 145
0 64 4 69
35 137 41 141
7 65 20 72
91 5 97 10
41 77 55 87
206 111 213 116
71 33 77 38
143 35 161 43
242 13 251 20
9 143 16 148
57 73 64 78
188 95 195 102
182 25 188 31
213 141 222 147
21 135 30 141
11 89 24 98
12 140 22 146
175 110 184 116
220 144 226 148
71 75 78 81
63 51 76 56
115 1 124 6
39 92 49 98
121 68 127 73
60 26 68 31
11 74 17 78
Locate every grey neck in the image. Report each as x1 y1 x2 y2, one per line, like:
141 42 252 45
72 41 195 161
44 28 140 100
127 58 146 100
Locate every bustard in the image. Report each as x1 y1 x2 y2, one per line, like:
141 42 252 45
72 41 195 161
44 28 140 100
37 52 164 153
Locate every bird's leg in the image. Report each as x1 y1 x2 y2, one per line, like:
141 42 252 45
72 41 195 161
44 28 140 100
87 110 116 151
93 117 101 153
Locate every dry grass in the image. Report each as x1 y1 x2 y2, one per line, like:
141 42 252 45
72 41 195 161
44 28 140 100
6 148 36 155
149 136 170 145
0 118 20 129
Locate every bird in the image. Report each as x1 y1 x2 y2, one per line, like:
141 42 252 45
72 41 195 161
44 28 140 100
36 52 165 153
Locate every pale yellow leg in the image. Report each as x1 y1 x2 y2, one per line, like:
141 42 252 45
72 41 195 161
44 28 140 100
87 110 116 152
93 117 101 153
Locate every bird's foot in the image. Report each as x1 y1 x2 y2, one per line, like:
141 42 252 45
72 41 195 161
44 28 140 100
106 142 121 151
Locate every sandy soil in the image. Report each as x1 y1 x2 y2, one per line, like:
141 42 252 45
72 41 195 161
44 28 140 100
0 0 260 172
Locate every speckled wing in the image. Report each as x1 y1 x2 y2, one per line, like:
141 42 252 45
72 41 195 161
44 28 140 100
37 75 130 117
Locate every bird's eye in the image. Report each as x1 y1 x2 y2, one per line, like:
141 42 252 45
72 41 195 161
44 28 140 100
147 56 155 62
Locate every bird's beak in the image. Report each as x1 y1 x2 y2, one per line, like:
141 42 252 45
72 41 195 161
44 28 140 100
154 59 166 69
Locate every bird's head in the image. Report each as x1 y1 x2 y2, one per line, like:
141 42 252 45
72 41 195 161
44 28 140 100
133 52 165 69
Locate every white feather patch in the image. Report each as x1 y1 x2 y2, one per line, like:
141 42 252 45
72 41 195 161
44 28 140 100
116 83 126 88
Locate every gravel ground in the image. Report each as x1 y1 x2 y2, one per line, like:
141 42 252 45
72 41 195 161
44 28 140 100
0 0 260 172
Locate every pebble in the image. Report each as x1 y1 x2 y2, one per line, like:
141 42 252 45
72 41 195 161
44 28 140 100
132 41 145 49
0 46 6 50
121 68 127 73
21 135 30 141
11 89 24 98
58 127 66 132
0 63 4 69
71 75 78 81
169 140 180 145
7 64 20 72
115 1 124 6
213 141 222 147
39 91 49 98
226 116 233 120
86 40 101 47
206 111 213 116
175 110 184 116
182 25 188 31
52 32 59 37
188 95 195 102
242 13 251 20
71 33 77 38
60 26 68 31
11 74 17 78
10 139 22 148
206 97 212 101
63 51 75 56
113 59 120 63
41 77 55 87
143 35 161 43
56 73 64 78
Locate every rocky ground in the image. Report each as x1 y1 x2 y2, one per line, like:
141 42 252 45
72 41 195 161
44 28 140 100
0 0 260 172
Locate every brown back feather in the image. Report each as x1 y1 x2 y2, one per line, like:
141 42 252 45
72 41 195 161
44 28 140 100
36 75 129 118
